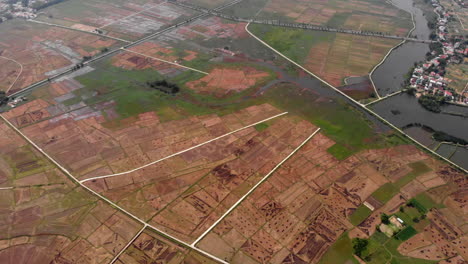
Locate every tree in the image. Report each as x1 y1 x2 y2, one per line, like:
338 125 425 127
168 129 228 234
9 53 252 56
381 213 390 225
352 238 369 257
0 91 8 105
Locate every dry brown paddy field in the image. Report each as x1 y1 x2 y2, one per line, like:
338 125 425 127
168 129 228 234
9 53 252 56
259 0 411 35
115 229 218 264
83 112 317 242
0 20 119 94
186 66 271 96
3 94 285 178
305 33 400 87
0 119 144 263
195 130 467 263
180 0 233 9
36 0 197 41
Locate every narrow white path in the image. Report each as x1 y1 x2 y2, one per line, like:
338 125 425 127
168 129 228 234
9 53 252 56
365 91 403 106
81 112 287 183
0 114 228 264
192 127 321 246
245 23 468 174
122 48 209 75
0 56 23 94
110 224 147 264
0 187 13 190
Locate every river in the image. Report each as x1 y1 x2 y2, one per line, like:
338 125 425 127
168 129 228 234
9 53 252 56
370 0 468 169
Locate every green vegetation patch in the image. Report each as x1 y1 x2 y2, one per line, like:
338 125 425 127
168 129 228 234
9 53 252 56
327 143 354 160
62 96 83 106
358 231 438 264
395 161 432 188
349 204 372 226
249 24 333 64
319 233 359 264
261 83 403 153
413 192 444 210
371 183 399 204
254 122 269 132
395 226 417 241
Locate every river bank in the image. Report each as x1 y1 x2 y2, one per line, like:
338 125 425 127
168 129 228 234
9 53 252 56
370 0 467 169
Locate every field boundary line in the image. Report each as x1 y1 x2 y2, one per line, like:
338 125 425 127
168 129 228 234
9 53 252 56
110 224 147 264
99 5 157 29
0 56 23 94
80 111 288 183
121 48 209 75
191 127 321 246
0 114 228 264
28 19 132 43
245 23 468 174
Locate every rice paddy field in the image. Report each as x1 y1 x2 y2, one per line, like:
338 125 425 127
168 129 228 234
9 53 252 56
249 24 401 88
0 20 121 93
0 0 466 263
255 0 412 35
445 60 468 94
33 0 198 41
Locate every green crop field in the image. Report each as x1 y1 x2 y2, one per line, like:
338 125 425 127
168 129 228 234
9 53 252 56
395 161 432 188
395 226 418 241
349 204 373 226
371 183 399 204
318 233 359 264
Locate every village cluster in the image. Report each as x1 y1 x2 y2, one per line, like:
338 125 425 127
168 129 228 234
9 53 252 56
409 0 467 105
0 0 59 21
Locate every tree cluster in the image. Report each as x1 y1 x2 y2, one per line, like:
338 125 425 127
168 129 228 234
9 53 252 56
0 91 8 106
146 80 180 95
433 131 468 145
381 213 390 225
352 238 369 258
418 95 444 113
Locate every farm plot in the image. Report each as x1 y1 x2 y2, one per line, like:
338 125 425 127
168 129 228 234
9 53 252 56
115 230 219 264
112 42 200 74
0 120 144 263
397 209 467 262
0 20 119 93
83 114 318 242
304 33 400 86
179 0 233 9
248 24 401 87
186 65 272 96
159 16 249 43
194 132 395 263
35 0 197 41
4 98 284 179
257 0 412 35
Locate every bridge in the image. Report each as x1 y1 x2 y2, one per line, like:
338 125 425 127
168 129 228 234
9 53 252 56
168 0 436 44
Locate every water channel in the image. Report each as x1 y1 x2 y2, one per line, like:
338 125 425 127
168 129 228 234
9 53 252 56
370 0 468 169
